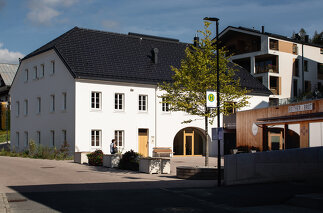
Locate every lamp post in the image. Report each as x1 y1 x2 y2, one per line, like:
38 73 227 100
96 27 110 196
203 17 221 186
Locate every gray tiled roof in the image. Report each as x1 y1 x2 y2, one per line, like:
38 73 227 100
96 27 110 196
22 27 271 95
0 63 18 86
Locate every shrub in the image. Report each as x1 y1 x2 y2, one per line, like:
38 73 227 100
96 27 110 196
87 150 103 166
118 150 140 171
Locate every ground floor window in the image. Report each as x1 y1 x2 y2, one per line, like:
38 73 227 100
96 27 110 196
91 130 101 147
115 130 124 148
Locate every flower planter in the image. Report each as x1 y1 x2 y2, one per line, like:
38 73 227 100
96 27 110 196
139 158 170 174
74 152 91 164
103 154 121 168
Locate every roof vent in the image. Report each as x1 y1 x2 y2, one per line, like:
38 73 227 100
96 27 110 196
261 26 264 34
152 48 159 64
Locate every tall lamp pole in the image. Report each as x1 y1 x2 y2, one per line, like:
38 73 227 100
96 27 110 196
203 17 221 186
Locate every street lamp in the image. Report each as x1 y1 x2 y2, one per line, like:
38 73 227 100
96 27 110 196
203 17 221 186
295 33 309 94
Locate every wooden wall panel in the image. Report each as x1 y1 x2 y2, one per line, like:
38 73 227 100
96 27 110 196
278 40 293 54
236 99 323 150
300 122 309 148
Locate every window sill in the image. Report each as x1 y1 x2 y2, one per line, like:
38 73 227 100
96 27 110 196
61 109 67 113
114 110 125 113
90 109 102 112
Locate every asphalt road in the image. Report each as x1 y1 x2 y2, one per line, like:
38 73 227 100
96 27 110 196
1 156 323 213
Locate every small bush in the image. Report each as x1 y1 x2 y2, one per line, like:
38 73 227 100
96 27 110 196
87 150 103 166
118 150 140 171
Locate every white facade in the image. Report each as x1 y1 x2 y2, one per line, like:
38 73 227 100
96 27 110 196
10 50 270 157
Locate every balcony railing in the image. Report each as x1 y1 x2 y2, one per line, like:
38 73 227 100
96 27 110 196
270 88 279 95
255 64 278 74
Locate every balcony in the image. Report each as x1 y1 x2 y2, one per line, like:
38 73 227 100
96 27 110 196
256 64 278 74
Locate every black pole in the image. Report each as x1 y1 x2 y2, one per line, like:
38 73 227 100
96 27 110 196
205 106 209 167
216 19 221 187
302 42 304 94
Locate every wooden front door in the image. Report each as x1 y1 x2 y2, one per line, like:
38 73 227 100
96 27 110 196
183 130 194 156
268 132 283 150
138 129 148 157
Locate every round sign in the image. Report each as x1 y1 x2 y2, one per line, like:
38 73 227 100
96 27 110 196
252 123 258 136
208 94 215 102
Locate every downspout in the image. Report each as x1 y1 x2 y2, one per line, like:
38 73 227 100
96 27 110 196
155 86 158 149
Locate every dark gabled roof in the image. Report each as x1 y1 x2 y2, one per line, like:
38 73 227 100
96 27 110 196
21 27 271 95
220 26 323 49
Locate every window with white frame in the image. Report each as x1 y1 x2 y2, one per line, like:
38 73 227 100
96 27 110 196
16 101 20 116
139 95 147 111
24 69 28 82
114 130 124 148
50 61 55 75
39 64 44 78
37 97 41 114
50 130 55 146
24 100 28 115
162 97 170 112
114 93 124 110
33 66 38 79
24 131 28 147
36 131 41 144
91 130 101 147
50 95 55 112
62 130 67 143
91 92 101 109
62 92 67 110
16 132 19 147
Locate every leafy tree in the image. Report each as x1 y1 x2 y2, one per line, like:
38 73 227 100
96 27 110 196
159 22 249 166
312 31 323 45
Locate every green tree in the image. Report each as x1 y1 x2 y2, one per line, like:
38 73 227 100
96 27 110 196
159 22 249 166
312 31 323 45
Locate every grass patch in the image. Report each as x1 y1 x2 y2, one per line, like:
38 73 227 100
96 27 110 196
0 140 73 160
0 130 10 143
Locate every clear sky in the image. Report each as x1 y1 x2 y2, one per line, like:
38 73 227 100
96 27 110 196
0 0 322 64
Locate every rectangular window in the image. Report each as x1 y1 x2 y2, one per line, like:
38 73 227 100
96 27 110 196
91 130 101 147
33 66 38 79
269 39 278 50
62 92 67 110
304 60 308 72
294 59 299 77
292 44 298 54
16 132 19 147
50 95 55 112
24 69 28 82
91 92 101 109
162 97 170 112
24 131 28 147
51 61 55 75
318 63 323 80
114 130 124 147
50 130 55 146
16 101 20 116
24 100 28 115
39 64 44 78
139 95 147 111
37 97 41 113
37 131 41 144
62 130 67 143
305 81 311 93
114 93 124 110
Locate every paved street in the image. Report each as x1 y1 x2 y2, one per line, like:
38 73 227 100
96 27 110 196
1 156 323 213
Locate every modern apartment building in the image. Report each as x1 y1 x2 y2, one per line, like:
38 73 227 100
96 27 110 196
219 26 323 105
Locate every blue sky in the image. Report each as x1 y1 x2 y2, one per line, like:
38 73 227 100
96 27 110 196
0 0 322 64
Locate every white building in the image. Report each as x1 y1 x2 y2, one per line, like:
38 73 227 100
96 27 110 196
10 27 270 156
219 26 323 105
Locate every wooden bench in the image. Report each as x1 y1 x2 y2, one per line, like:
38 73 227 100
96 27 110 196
153 147 173 157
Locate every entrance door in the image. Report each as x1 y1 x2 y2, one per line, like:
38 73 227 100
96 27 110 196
268 132 283 150
184 130 194 156
138 129 148 157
